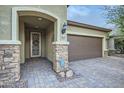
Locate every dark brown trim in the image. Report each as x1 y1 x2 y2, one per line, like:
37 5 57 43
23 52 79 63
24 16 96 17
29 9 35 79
67 20 112 32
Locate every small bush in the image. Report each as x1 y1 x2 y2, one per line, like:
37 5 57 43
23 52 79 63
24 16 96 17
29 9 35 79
115 38 124 54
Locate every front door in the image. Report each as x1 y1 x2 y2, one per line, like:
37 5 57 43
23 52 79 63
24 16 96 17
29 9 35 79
30 32 41 57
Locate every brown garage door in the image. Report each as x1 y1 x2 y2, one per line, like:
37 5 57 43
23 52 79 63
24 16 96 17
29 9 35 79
68 35 102 61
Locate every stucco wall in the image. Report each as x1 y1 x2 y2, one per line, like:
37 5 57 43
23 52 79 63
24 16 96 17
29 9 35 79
41 30 46 58
46 23 54 62
0 6 12 40
0 5 67 40
25 27 30 59
19 19 25 63
67 25 109 57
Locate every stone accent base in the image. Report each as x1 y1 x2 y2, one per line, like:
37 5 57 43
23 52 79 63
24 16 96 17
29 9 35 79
0 80 27 88
0 45 20 85
108 50 116 56
53 43 69 73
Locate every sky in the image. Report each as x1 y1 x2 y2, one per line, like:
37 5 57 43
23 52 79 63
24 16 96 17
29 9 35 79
67 5 115 29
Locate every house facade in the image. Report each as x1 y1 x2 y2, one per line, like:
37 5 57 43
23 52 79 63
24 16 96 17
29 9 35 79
0 5 111 84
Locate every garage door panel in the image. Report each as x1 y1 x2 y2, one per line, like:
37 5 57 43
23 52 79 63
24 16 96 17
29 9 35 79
68 35 102 61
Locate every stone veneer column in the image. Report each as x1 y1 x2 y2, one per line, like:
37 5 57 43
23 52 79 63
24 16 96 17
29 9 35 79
52 42 74 78
0 44 20 85
52 42 69 73
108 37 116 55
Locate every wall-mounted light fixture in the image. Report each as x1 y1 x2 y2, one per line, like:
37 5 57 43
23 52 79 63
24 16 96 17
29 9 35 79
61 23 67 34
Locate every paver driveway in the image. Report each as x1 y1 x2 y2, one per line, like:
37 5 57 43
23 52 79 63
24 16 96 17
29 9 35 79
21 57 124 88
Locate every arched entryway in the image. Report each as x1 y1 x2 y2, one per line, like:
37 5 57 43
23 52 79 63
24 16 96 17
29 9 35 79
11 7 70 82
12 7 60 64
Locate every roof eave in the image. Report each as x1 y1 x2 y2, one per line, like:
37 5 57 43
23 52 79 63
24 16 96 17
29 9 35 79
67 20 112 32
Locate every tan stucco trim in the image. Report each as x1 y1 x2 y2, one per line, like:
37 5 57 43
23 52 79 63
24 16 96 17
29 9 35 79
12 7 61 42
19 19 25 63
52 41 69 45
0 40 21 44
67 31 105 38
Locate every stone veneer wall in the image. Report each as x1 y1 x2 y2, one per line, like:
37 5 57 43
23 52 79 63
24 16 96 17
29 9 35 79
53 44 69 73
0 45 20 85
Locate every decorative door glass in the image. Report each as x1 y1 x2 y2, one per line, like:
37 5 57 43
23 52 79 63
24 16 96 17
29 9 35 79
31 32 41 57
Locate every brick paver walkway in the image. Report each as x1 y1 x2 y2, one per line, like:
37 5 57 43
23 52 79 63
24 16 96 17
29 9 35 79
21 57 124 88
